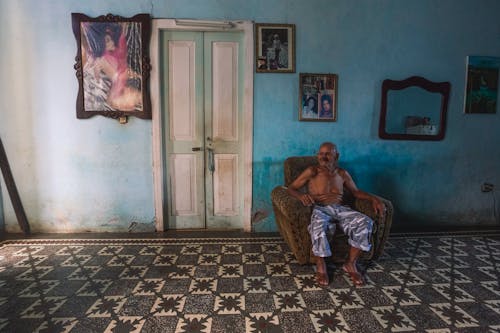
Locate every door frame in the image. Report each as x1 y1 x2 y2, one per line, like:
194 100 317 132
150 19 254 232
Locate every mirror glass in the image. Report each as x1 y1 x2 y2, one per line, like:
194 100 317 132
379 76 451 141
385 87 442 135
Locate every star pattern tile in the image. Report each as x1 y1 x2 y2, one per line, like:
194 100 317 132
0 234 498 332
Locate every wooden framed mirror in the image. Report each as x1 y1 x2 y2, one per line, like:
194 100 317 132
378 76 451 141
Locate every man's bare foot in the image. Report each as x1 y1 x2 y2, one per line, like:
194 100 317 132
315 257 329 286
342 262 364 286
316 272 329 286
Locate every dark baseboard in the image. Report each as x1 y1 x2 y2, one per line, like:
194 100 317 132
390 224 500 235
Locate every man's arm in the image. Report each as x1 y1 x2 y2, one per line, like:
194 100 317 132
287 167 316 206
342 170 385 217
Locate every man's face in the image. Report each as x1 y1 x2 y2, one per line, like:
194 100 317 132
317 145 338 167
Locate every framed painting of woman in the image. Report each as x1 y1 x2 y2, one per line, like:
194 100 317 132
72 13 152 119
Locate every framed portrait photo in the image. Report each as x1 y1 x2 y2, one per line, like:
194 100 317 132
71 13 152 119
299 73 338 121
255 23 295 73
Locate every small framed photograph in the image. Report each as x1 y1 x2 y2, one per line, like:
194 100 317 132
255 23 295 73
299 73 338 121
71 13 152 119
464 56 500 114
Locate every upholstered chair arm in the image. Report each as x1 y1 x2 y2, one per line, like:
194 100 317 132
353 195 394 259
271 186 313 264
271 186 311 218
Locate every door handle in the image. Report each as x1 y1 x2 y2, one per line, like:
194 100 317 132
207 147 215 172
192 147 202 151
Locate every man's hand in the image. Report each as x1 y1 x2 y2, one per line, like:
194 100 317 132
298 193 315 206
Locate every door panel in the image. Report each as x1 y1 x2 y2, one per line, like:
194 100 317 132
169 40 196 140
162 30 243 230
204 32 244 229
162 31 205 229
213 154 239 216
170 154 199 215
212 42 238 140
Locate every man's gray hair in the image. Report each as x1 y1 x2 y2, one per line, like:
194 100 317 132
320 142 337 152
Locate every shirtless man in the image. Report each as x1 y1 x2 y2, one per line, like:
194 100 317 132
287 142 385 286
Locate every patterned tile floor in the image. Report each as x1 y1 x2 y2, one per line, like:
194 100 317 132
0 233 499 332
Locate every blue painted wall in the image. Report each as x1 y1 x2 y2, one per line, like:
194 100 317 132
0 0 499 233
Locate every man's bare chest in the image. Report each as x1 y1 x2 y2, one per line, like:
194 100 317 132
308 171 344 193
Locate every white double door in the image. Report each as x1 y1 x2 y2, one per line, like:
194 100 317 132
162 30 244 229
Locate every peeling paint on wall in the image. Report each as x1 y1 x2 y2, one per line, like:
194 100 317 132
1 0 499 233
251 209 269 225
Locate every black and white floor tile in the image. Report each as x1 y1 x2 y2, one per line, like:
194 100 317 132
0 233 499 332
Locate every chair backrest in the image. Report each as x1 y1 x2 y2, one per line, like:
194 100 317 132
284 156 318 187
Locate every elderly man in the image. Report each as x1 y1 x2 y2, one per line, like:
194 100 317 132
287 142 385 286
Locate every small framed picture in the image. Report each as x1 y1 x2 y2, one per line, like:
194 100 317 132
299 73 338 121
464 56 500 114
255 23 295 73
71 13 152 119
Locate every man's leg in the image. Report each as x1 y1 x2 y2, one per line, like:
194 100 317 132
332 205 373 286
308 207 336 286
315 256 329 286
342 246 364 285
345 246 362 271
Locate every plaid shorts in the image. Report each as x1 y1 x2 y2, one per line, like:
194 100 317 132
308 204 373 257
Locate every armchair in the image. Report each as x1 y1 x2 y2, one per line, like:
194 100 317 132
271 156 393 265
